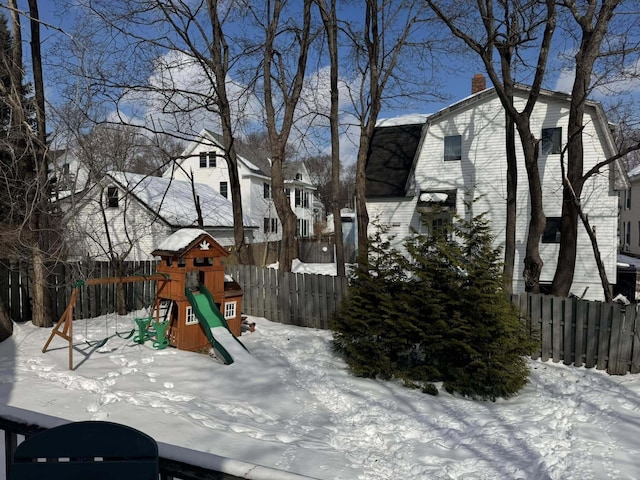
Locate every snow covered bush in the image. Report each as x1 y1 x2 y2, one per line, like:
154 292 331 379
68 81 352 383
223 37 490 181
331 210 535 401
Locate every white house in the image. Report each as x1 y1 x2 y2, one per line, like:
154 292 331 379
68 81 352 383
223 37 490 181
63 171 257 261
619 165 640 256
49 149 91 195
366 83 627 301
164 129 317 242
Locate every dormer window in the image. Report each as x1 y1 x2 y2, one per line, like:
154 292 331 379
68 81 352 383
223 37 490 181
199 151 217 168
295 173 302 180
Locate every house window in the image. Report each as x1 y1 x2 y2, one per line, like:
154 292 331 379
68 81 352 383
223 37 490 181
224 301 237 320
106 186 119 208
422 214 453 238
263 182 271 199
444 135 462 161
295 173 302 180
264 217 278 233
199 151 216 168
541 127 562 155
627 189 632 210
637 221 640 247
296 218 309 237
626 221 631 245
285 188 291 199
220 181 228 198
185 306 197 325
542 217 562 243
303 192 309 208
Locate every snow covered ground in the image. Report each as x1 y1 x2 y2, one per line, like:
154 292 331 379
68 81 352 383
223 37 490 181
2 309 640 479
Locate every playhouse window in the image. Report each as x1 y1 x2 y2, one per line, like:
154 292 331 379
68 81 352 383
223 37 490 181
224 301 237 320
194 257 213 267
186 306 197 325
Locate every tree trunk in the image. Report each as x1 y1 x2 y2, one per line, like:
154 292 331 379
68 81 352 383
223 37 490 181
503 109 517 293
0 300 12 342
517 125 545 293
355 133 370 266
31 247 50 326
271 153 297 272
551 0 619 297
317 0 345 277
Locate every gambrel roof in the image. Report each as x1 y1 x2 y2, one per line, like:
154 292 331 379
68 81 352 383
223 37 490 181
366 86 628 197
366 121 425 198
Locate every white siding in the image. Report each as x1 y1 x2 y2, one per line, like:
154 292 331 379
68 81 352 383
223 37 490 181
65 185 170 261
373 90 619 301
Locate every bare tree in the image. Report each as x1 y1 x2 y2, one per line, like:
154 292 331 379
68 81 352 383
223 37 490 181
0 1 58 328
550 0 628 298
426 0 557 293
241 0 317 272
54 0 253 263
344 0 430 267
315 0 345 276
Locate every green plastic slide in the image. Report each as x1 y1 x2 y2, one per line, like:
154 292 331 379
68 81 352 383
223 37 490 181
184 285 249 364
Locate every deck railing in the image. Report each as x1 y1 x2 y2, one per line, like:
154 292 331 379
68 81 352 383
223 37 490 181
0 405 318 480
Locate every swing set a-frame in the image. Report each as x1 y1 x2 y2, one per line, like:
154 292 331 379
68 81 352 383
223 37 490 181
42 274 170 370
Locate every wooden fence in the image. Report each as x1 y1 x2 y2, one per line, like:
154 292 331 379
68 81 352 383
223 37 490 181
4 258 640 375
225 264 348 329
513 292 640 375
0 259 159 323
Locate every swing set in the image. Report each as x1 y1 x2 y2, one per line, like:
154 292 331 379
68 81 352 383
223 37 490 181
42 274 170 370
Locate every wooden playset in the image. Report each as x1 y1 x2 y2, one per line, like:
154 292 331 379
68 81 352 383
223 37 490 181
43 229 245 370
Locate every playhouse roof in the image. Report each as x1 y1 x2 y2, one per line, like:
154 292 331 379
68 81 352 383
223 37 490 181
151 228 229 258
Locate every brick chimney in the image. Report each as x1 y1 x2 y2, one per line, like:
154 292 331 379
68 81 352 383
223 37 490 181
471 73 486 94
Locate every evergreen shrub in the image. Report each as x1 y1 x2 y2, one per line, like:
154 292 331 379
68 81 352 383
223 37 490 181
331 210 535 401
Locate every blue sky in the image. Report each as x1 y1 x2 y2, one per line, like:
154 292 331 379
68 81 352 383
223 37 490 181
8 1 640 159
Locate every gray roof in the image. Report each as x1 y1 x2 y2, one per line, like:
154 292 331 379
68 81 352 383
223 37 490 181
107 171 258 228
365 122 424 197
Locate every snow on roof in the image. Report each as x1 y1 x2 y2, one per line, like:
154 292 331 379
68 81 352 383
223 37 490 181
155 228 210 252
108 171 257 228
375 113 430 127
628 164 640 181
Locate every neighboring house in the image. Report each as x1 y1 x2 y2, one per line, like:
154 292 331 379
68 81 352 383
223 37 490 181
48 149 91 195
163 129 316 242
366 80 627 301
62 171 257 261
620 166 640 256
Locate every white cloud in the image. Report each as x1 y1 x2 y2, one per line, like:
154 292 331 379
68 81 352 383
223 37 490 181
117 50 263 140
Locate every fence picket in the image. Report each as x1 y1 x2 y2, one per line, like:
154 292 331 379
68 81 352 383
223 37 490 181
597 304 611 371
552 296 562 363
563 298 574 365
